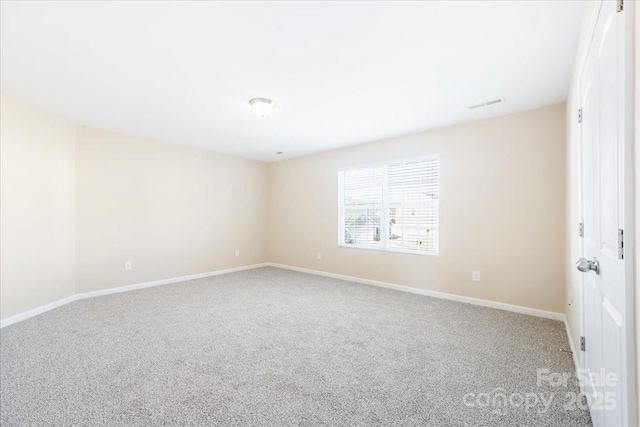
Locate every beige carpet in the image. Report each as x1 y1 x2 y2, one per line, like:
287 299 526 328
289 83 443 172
0 267 591 426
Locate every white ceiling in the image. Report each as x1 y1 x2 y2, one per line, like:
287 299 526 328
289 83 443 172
1 1 585 162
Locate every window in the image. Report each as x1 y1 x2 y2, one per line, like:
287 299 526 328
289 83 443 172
338 157 439 254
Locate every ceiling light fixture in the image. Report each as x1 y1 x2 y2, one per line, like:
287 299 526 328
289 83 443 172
250 98 275 117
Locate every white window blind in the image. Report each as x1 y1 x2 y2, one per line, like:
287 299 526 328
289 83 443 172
338 157 439 254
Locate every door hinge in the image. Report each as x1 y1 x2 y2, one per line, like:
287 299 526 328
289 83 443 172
617 0 623 13
618 229 624 259
580 336 586 352
578 108 583 123
579 222 584 237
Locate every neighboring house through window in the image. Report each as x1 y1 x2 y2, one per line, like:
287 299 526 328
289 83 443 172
338 156 439 254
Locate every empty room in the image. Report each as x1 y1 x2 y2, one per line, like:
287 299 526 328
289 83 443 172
0 1 638 426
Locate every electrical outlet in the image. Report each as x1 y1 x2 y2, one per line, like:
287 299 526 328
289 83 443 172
235 249 240 257
472 271 480 282
317 252 322 260
125 261 132 271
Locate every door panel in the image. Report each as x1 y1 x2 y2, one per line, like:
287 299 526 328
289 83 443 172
579 1 628 426
601 299 622 427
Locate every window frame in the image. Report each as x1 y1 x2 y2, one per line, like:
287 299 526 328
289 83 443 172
337 155 440 256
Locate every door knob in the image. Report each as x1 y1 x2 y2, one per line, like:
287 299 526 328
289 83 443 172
576 257 600 275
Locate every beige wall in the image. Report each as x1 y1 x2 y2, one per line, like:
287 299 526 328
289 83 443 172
269 104 566 313
75 127 268 293
1 95 269 320
0 97 568 320
0 95 76 318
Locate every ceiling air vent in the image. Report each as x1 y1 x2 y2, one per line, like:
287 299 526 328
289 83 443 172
469 98 505 109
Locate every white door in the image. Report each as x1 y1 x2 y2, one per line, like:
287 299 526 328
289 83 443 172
579 1 633 426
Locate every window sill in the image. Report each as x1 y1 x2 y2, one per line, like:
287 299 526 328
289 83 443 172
338 244 438 257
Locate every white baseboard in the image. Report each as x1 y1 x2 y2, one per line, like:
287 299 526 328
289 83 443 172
0 263 269 329
266 262 565 321
74 263 270 301
2 261 565 328
563 317 580 368
563 316 585 393
0 295 77 329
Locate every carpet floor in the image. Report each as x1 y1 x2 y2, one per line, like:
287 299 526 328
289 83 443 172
1 267 591 426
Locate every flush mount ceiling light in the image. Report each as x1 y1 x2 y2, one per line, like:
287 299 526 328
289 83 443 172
250 98 275 117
